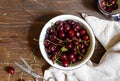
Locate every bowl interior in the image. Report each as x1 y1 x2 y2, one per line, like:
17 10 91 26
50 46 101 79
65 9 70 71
39 15 95 70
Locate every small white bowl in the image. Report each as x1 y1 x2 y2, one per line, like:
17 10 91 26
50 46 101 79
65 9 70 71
39 14 95 70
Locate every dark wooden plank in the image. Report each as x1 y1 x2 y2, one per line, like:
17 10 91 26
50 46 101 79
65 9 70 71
0 0 106 81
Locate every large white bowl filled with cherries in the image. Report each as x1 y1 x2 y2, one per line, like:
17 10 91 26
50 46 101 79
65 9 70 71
39 15 95 70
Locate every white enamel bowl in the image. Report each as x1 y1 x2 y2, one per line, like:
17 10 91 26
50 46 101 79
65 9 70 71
39 14 95 70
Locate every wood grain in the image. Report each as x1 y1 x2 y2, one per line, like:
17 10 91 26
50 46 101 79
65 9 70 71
0 0 106 81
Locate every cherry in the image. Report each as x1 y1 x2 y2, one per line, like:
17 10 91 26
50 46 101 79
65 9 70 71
7 66 15 74
59 31 65 39
68 54 76 63
75 31 81 37
68 54 75 61
49 54 56 62
55 20 63 26
79 42 85 49
83 34 89 41
67 20 75 25
57 26 64 31
62 60 69 67
53 49 60 55
44 40 51 47
50 35 56 42
112 3 118 10
80 28 86 35
48 28 54 34
68 29 75 37
61 53 68 61
56 40 63 45
73 40 79 45
64 24 71 32
64 37 71 42
65 42 73 49
49 44 56 52
81 48 86 54
106 7 113 13
71 51 77 55
73 24 80 31
77 55 83 61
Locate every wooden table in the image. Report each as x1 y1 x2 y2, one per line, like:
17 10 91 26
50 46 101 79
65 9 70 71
0 0 106 81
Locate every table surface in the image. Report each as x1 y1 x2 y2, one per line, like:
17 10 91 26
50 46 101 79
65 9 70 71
0 0 107 81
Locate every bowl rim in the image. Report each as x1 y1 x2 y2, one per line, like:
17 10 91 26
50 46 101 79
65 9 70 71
39 14 95 70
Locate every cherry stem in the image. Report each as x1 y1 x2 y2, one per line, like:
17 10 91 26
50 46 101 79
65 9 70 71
56 59 62 64
8 74 11 81
56 38 67 42
45 40 62 46
20 72 23 80
29 52 36 64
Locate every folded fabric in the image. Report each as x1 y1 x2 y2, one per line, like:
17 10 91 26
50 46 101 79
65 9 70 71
43 13 120 81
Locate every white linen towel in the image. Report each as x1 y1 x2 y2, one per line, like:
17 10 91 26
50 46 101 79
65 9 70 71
43 13 120 81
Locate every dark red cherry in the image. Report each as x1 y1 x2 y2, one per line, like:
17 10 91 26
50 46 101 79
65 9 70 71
44 40 51 47
62 60 69 67
48 28 54 34
57 26 64 31
67 20 75 25
7 66 15 74
73 24 81 31
49 54 56 62
81 48 86 54
80 28 86 35
59 31 65 39
68 30 75 37
61 53 68 61
64 24 71 32
83 34 89 41
77 55 83 61
73 40 79 45
65 42 73 49
112 4 118 10
49 44 56 52
75 31 81 37
50 35 56 42
55 20 63 26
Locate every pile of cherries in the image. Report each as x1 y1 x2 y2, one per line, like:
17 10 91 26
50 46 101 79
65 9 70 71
44 20 90 67
101 0 118 13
